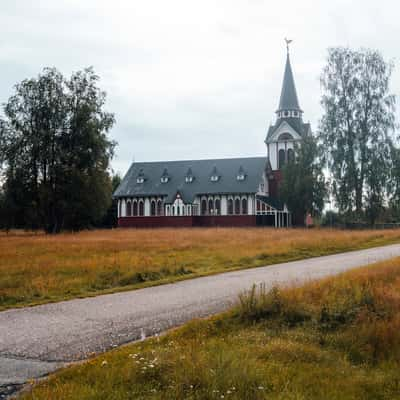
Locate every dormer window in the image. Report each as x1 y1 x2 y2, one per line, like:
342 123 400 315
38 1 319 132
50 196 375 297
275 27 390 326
136 168 145 184
237 166 246 181
210 166 219 182
185 167 194 183
160 168 169 183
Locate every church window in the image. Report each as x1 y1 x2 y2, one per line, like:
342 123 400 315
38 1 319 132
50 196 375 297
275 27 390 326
185 176 193 183
150 200 156 216
237 174 245 181
279 149 286 169
201 199 207 215
157 200 163 216
242 198 248 214
278 133 293 141
284 111 289 117
235 198 241 215
210 175 219 182
215 199 221 215
133 201 138 216
136 177 144 184
228 199 234 215
126 201 132 217
208 199 214 214
139 201 144 216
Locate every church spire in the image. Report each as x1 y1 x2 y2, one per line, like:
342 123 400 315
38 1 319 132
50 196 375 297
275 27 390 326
277 40 302 115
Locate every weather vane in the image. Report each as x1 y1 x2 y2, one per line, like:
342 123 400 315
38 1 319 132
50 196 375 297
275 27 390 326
285 38 293 54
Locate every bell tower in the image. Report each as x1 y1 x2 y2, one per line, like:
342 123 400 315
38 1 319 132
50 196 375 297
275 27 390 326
265 40 311 196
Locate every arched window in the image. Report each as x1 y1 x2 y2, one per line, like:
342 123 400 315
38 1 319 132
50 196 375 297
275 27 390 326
150 200 156 216
235 198 241 215
157 200 163 216
172 206 175 216
278 133 294 141
177 206 180 216
133 201 138 216
139 201 144 216
119 201 122 217
242 198 248 215
215 199 221 215
208 199 214 214
287 148 295 164
228 199 234 215
201 199 207 215
126 201 132 217
279 149 286 169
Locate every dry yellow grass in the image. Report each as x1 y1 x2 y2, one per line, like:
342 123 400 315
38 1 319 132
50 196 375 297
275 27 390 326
1 227 400 310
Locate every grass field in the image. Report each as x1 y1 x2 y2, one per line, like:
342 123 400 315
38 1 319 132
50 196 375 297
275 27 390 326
20 257 400 400
2 228 400 311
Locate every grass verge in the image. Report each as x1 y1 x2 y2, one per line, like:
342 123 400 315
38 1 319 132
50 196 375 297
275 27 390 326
2 227 400 310
20 257 400 399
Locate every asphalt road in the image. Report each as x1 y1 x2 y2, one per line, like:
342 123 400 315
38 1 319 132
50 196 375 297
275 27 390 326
1 243 400 396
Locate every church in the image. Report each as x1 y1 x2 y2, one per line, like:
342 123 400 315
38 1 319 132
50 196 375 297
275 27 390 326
114 47 311 228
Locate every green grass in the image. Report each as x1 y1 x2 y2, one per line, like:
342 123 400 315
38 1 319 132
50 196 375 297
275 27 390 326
2 227 400 311
20 257 400 399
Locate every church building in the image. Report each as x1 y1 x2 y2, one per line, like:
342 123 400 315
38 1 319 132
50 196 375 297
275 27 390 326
114 47 311 227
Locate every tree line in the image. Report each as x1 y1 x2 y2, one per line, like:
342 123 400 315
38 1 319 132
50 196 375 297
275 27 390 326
281 47 399 226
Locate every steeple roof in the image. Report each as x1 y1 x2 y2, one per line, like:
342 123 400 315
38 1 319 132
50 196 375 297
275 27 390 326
277 53 301 112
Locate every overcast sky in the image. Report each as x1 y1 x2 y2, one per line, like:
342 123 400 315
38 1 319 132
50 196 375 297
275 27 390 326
1 0 399 175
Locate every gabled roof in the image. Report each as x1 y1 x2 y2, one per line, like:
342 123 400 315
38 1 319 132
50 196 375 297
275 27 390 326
277 53 302 112
113 157 269 203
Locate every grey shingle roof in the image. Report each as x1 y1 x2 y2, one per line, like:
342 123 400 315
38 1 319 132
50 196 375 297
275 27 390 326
113 157 268 203
277 54 301 112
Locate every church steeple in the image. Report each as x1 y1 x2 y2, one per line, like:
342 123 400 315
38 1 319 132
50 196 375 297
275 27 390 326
276 42 302 118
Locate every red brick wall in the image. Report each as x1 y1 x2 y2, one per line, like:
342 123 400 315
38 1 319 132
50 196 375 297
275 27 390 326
118 215 257 228
193 215 256 227
118 216 194 228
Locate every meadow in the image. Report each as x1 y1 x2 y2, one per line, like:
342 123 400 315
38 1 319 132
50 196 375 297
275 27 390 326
2 227 400 310
20 256 400 399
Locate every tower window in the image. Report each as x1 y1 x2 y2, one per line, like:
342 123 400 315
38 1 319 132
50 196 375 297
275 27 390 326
210 175 219 182
185 176 193 183
136 177 144 184
161 176 169 183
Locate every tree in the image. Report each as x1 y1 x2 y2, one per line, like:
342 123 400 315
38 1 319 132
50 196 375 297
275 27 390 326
320 48 396 222
280 135 327 224
0 67 116 233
